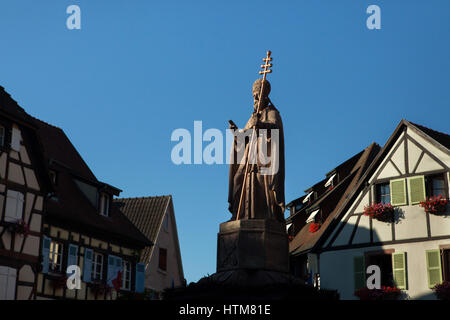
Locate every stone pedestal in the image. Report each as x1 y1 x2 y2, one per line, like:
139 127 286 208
217 219 289 273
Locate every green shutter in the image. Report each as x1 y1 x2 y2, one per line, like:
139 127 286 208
408 176 426 205
390 178 407 206
426 250 442 288
354 256 365 290
392 252 407 289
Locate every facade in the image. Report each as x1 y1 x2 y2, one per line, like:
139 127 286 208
288 120 450 299
0 87 50 300
0 86 153 300
114 196 185 299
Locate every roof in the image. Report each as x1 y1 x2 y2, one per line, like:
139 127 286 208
0 86 35 126
291 119 449 256
114 196 172 262
409 121 450 150
33 116 152 247
289 143 381 256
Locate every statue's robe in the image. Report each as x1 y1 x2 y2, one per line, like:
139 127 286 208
228 103 285 222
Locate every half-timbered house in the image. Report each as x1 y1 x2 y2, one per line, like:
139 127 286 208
33 118 153 300
0 87 51 300
287 143 380 286
289 120 450 299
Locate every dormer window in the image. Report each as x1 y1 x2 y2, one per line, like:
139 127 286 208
99 193 110 217
49 170 57 185
303 191 314 204
325 173 336 189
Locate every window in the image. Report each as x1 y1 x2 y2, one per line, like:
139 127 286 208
0 126 5 147
5 190 24 222
49 241 63 272
99 193 110 217
91 252 104 281
49 170 57 185
158 248 167 271
427 174 447 198
443 249 450 282
121 261 131 290
324 173 336 188
302 191 313 204
11 126 21 151
365 253 395 287
0 266 16 300
376 183 391 204
294 203 303 212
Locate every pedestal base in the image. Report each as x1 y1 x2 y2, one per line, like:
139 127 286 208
217 219 289 273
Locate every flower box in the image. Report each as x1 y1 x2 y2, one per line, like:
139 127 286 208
363 203 394 222
309 222 321 233
354 286 403 300
48 273 67 289
419 195 448 215
433 281 450 301
7 219 30 237
88 280 111 295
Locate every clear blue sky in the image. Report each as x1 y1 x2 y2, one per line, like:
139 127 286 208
1 1 449 283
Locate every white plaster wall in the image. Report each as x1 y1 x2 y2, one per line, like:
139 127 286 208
320 239 450 300
146 210 183 294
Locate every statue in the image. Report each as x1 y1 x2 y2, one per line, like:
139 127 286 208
227 51 285 222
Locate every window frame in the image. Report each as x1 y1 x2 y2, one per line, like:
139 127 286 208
49 240 64 273
91 252 104 281
376 182 391 204
158 248 167 272
99 193 110 217
426 173 448 199
121 260 131 290
364 250 395 288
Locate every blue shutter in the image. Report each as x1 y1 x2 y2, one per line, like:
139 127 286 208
107 255 116 286
41 236 51 274
67 244 78 269
135 263 146 293
82 248 93 283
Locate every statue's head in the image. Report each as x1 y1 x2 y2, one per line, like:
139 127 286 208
252 79 271 110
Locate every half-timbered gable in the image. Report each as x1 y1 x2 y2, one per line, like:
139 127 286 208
115 196 185 299
0 87 50 300
33 119 153 300
318 120 449 299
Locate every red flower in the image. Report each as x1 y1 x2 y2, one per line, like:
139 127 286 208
419 195 448 214
363 203 394 222
309 222 321 233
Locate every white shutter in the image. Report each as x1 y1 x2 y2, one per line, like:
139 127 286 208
5 190 21 222
0 267 7 300
6 268 16 300
0 267 16 300
11 126 21 151
16 192 24 220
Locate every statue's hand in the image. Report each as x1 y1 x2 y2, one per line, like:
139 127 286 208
228 120 238 130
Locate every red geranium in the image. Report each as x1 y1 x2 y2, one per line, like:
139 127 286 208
355 286 402 300
13 219 30 237
363 203 394 222
419 195 448 214
309 222 321 233
433 281 450 300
